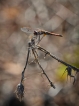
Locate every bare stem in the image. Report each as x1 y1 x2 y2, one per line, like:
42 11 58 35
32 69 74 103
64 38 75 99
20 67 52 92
37 46 79 72
21 43 30 83
32 49 55 89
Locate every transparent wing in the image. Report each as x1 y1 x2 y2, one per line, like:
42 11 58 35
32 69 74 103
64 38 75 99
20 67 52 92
21 27 42 33
21 27 33 34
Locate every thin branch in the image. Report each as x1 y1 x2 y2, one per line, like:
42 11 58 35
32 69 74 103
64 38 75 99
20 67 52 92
21 43 31 83
37 46 79 72
32 48 55 89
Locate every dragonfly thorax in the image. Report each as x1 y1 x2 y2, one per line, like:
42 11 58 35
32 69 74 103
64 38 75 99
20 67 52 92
34 30 38 35
34 30 42 36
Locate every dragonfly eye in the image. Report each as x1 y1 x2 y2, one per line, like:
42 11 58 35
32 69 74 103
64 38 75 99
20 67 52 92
34 31 38 35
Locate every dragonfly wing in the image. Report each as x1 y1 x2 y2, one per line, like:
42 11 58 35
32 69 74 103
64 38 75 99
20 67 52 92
21 27 33 34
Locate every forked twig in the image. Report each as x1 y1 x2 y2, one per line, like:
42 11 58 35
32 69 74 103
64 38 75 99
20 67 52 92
15 27 79 101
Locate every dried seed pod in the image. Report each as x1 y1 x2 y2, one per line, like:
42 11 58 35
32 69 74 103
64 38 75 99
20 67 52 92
15 83 24 101
66 66 76 84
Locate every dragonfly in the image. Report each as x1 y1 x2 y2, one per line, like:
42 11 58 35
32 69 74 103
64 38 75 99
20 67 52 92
21 27 62 44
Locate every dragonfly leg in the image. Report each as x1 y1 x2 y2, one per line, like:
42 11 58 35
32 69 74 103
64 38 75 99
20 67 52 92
37 34 46 45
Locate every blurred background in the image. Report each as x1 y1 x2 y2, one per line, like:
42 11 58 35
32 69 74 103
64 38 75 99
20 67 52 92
0 0 79 106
